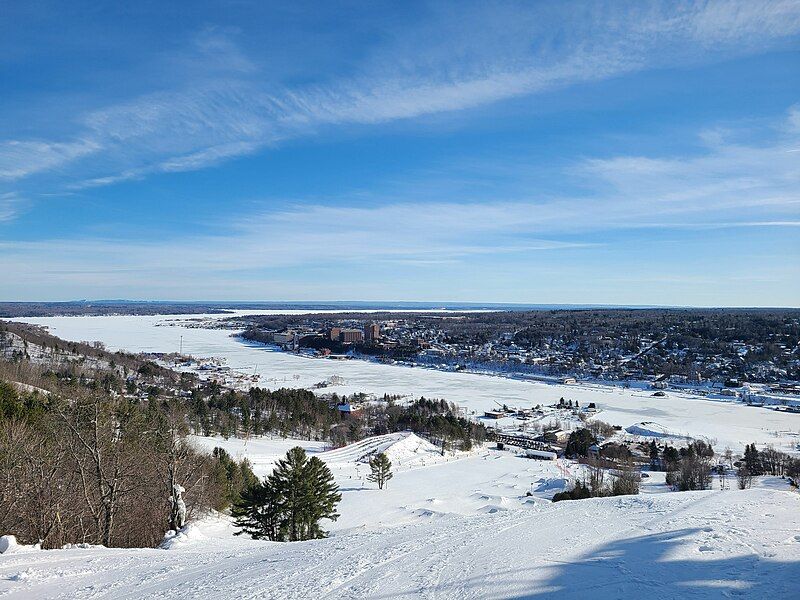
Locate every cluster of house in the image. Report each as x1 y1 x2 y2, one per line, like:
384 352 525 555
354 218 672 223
249 313 798 390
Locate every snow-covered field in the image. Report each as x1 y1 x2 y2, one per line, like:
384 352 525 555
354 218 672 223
17 313 800 453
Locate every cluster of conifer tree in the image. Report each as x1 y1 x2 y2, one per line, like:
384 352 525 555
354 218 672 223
736 443 800 488
232 447 340 542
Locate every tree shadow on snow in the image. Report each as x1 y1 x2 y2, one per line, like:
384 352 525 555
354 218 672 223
502 527 800 599
374 527 800 599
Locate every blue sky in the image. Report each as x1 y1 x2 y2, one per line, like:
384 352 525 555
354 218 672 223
1 0 799 306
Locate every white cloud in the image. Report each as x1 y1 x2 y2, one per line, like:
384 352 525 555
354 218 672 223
2 104 798 293
787 104 800 133
3 1 800 196
682 0 800 42
0 139 98 180
0 192 22 221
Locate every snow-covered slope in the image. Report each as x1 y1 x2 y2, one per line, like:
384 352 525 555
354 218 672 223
190 434 569 532
2 489 798 599
625 421 692 440
321 431 442 467
3 432 799 597
189 435 328 477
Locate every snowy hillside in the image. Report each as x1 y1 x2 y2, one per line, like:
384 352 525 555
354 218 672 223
3 433 799 598
189 435 329 477
2 488 798 599
321 431 443 467
189 434 566 531
5 314 800 598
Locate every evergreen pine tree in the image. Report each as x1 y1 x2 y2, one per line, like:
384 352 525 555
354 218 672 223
234 447 340 542
231 482 282 541
267 446 311 541
303 456 341 539
367 452 393 490
744 443 762 475
649 440 659 469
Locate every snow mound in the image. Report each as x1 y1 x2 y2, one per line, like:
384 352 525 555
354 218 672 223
625 422 689 439
533 477 568 493
469 493 514 505
381 432 441 467
61 542 103 550
8 569 34 581
160 524 206 550
0 535 17 554
408 508 444 519
321 432 442 468
0 535 39 554
477 504 509 514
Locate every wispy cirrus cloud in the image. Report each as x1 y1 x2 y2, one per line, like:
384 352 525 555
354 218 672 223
2 1 800 200
0 193 23 222
2 104 798 299
0 139 99 181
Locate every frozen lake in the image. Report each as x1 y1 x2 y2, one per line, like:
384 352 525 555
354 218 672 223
17 312 800 453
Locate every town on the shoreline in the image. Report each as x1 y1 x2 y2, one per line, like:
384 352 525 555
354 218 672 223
230 309 800 401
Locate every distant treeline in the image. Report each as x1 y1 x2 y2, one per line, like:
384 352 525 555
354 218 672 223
0 302 232 317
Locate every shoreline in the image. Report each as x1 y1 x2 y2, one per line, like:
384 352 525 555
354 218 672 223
231 332 800 412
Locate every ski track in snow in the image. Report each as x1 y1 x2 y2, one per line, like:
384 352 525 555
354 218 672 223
2 489 799 599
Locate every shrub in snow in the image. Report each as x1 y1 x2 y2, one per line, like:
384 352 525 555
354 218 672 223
552 481 591 502
9 569 33 581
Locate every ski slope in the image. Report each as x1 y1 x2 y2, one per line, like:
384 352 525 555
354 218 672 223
2 489 798 599
3 432 799 598
320 431 442 467
190 434 564 531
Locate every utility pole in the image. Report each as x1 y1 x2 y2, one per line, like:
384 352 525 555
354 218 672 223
179 335 183 355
